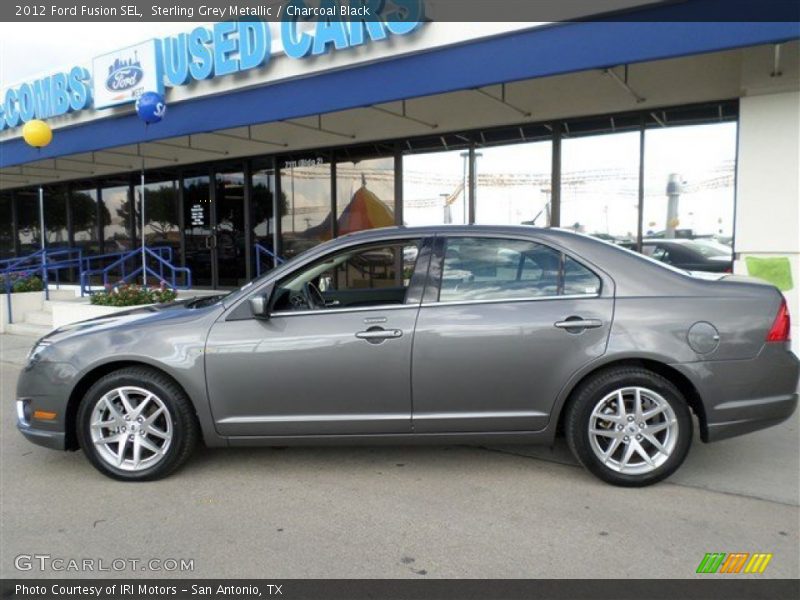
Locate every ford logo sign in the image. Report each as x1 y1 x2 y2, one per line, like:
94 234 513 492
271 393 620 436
105 66 144 92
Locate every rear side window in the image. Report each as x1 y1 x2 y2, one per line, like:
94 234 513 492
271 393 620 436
439 237 600 303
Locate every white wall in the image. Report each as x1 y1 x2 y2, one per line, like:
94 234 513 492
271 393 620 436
735 90 800 350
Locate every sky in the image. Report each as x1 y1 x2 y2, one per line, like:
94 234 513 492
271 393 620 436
0 22 199 86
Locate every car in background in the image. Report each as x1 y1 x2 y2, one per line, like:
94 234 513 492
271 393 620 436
16 226 796 487
628 239 734 273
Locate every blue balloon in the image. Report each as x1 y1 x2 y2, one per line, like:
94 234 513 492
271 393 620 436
135 91 166 124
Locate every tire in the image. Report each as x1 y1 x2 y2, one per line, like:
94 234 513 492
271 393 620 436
76 367 199 481
565 367 692 487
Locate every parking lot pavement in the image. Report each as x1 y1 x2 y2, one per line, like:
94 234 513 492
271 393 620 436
1 334 798 580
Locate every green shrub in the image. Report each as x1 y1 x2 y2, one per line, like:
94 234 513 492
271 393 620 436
90 283 178 307
0 273 44 294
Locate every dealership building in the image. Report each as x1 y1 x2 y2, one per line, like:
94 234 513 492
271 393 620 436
1 3 798 341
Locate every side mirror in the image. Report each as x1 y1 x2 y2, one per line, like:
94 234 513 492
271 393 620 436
249 294 270 320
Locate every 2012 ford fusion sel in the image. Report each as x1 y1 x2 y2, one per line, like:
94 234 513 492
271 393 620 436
16 226 798 486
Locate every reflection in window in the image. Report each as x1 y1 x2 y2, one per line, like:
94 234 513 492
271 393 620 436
273 240 421 312
0 193 14 258
440 237 600 302
643 123 736 260
561 132 640 244
102 184 134 253
336 156 395 234
72 188 102 255
44 187 69 247
215 171 247 287
475 141 553 226
15 190 40 254
252 166 277 271
403 150 470 226
280 156 331 260
139 180 179 254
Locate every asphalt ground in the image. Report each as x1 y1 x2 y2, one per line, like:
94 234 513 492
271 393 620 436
1 333 798 579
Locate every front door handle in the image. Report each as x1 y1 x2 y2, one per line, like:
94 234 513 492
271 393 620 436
554 318 603 331
356 328 403 343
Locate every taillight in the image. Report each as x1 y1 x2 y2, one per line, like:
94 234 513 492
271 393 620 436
766 298 791 342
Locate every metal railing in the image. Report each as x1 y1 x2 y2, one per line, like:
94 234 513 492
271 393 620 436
1 247 85 324
2 246 191 325
80 246 192 296
255 243 285 277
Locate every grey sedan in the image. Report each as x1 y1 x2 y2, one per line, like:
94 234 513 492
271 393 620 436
16 226 799 486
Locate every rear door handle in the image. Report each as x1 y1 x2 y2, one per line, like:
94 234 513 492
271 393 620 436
356 328 403 342
554 319 603 330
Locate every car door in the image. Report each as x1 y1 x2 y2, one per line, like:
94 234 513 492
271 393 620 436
205 237 430 437
411 235 614 433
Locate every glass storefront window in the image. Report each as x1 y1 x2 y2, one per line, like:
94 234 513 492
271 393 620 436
44 187 69 247
403 149 470 226
475 141 553 226
280 155 331 259
183 175 212 287
71 188 101 255
139 179 180 265
643 123 736 252
251 164 277 271
101 184 134 253
215 171 247 287
0 193 14 258
336 156 395 234
15 189 40 254
560 131 640 244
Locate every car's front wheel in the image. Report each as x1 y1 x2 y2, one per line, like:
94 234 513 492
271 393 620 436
76 367 198 481
565 367 692 487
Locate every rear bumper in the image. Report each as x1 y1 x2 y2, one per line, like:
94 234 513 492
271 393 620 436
673 344 799 443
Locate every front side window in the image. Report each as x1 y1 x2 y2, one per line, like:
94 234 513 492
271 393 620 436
439 237 600 303
271 239 422 313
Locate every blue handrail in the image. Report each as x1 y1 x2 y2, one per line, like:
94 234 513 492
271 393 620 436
80 246 191 295
1 247 84 324
255 243 285 277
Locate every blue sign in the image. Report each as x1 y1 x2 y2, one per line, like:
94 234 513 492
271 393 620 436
1 3 423 130
0 67 92 131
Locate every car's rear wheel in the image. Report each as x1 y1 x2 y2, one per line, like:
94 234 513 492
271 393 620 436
565 367 692 487
77 367 198 481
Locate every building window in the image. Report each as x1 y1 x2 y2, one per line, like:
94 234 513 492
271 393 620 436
280 155 331 259
336 155 395 234
43 187 69 247
71 188 101 256
139 179 180 255
0 193 14 258
101 183 134 253
251 162 277 272
560 131 640 244
642 122 736 266
182 174 212 288
215 171 247 288
474 141 553 226
15 189 41 254
403 149 470 226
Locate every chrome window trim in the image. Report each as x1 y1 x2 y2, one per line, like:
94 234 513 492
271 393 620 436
420 293 600 309
269 303 417 319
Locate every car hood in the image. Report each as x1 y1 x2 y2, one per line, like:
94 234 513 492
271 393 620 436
42 296 227 344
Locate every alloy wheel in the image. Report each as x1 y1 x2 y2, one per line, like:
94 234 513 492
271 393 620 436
587 386 679 475
89 386 173 472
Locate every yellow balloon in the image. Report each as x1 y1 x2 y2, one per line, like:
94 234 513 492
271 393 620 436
22 119 53 148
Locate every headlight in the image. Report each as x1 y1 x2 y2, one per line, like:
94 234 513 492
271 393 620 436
26 340 51 366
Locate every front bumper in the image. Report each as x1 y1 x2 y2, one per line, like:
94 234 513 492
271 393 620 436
17 420 67 450
673 344 800 442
